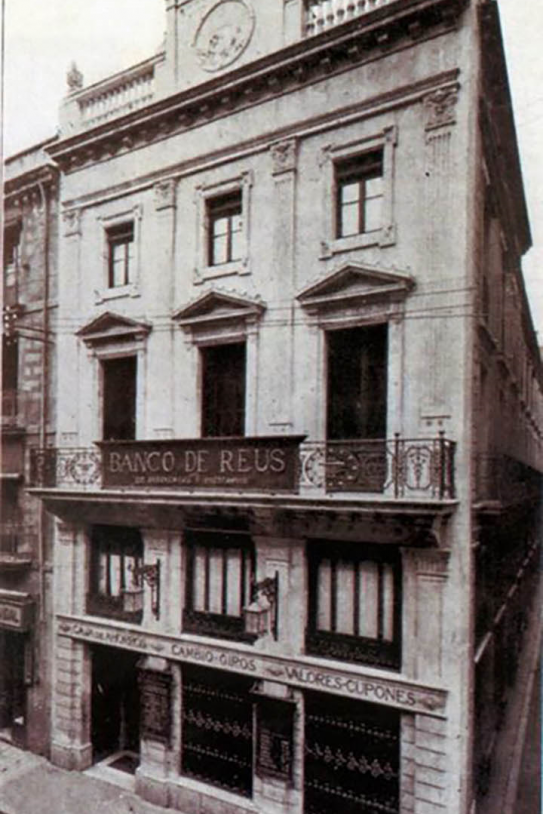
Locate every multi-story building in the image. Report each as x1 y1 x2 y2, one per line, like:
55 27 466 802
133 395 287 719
24 0 541 812
1 141 58 754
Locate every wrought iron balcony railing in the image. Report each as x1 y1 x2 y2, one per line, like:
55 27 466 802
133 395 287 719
29 435 456 500
305 0 396 36
299 435 456 499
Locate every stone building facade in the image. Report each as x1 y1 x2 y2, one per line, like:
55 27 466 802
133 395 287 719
21 0 543 812
1 141 59 754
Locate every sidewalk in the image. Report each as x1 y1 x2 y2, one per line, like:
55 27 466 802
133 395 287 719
0 741 177 814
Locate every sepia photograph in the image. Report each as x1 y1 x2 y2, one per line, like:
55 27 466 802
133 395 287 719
0 0 541 812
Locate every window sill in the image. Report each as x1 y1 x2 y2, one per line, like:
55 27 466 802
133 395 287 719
320 224 396 258
94 283 140 304
305 629 401 671
194 260 250 285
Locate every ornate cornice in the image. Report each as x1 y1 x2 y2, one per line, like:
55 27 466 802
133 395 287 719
47 0 467 174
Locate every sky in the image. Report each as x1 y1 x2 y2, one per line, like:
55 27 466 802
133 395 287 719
2 0 543 336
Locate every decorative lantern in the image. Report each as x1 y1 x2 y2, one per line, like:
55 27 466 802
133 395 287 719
243 572 279 639
122 586 144 614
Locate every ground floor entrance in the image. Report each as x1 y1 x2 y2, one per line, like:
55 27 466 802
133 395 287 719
181 665 254 797
304 691 400 814
91 644 140 771
0 630 25 740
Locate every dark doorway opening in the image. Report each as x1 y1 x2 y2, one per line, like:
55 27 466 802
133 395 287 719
102 356 137 441
91 644 140 767
0 631 26 740
327 324 387 441
201 342 246 437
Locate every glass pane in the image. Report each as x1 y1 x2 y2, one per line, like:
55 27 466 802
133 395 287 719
213 215 229 238
193 547 207 611
230 221 243 261
340 201 359 237
226 548 242 615
317 559 332 631
111 246 126 287
99 551 108 595
358 560 379 638
364 194 383 233
366 175 383 198
382 564 395 642
208 548 224 614
211 233 228 265
110 553 122 598
125 242 134 283
340 181 360 205
336 560 355 635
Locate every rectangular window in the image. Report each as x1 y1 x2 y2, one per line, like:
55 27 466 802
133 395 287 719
88 526 143 623
327 324 387 441
107 222 134 288
184 531 255 641
102 356 137 441
307 542 401 669
207 192 243 266
202 342 246 437
335 151 383 239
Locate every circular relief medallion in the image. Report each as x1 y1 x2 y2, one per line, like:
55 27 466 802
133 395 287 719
193 0 255 73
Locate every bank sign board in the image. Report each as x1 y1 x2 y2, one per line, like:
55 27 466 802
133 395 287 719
100 436 305 491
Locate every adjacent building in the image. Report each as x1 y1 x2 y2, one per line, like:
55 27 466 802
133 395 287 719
1 141 59 754
13 0 543 812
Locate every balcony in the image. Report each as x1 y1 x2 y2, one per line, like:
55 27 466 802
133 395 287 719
300 436 455 499
0 524 34 570
60 54 161 135
305 0 398 36
29 435 455 501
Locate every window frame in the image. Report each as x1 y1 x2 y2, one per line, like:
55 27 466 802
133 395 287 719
194 172 253 283
335 151 384 239
107 221 135 289
96 205 142 303
183 531 256 642
306 540 402 670
207 191 243 267
320 125 397 258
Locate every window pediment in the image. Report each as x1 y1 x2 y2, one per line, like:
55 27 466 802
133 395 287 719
173 289 265 336
77 311 152 347
297 262 415 315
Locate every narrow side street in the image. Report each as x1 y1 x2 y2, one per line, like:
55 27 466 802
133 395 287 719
0 742 178 814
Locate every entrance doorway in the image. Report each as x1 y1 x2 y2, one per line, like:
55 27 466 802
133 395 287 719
304 692 400 814
102 356 137 441
0 631 25 741
91 645 140 771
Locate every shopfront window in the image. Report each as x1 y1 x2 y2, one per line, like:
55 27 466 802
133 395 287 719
183 531 255 641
